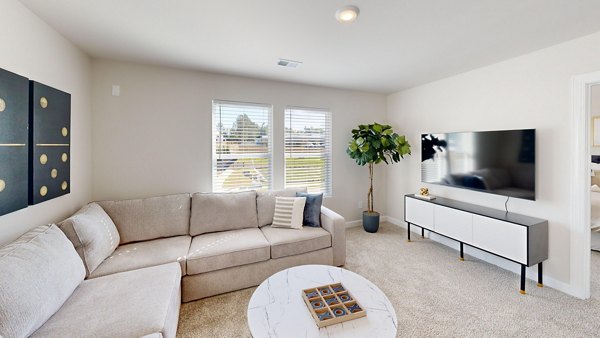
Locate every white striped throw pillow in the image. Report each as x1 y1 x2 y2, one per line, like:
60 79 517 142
272 196 306 229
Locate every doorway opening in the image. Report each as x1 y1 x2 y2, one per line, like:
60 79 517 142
571 72 600 299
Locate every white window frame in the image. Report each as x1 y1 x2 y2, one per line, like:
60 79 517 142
284 106 332 196
212 99 273 192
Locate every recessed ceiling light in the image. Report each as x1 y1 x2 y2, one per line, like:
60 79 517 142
335 5 359 23
277 58 302 68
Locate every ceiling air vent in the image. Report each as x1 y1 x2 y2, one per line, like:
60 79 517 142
277 58 302 68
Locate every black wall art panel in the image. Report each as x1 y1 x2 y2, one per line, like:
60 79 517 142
29 81 71 205
0 68 29 216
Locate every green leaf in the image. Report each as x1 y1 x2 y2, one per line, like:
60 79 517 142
371 139 381 149
373 123 383 133
348 142 358 152
401 144 411 155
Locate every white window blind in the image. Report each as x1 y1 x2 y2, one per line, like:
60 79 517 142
212 100 272 192
284 107 332 196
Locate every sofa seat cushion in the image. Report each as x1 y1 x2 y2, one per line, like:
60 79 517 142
98 193 191 244
0 224 85 338
89 235 191 278
187 228 270 274
32 263 182 338
190 191 258 236
260 225 332 259
59 202 120 277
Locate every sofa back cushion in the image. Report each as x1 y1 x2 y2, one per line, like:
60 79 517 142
0 224 85 338
256 187 307 226
190 191 258 236
98 193 191 244
58 203 120 277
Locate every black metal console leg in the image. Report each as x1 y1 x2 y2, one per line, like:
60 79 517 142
537 262 543 287
421 227 424 238
407 223 411 242
459 242 464 261
520 265 526 295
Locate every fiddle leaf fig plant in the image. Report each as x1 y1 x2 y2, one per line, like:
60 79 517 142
347 123 411 213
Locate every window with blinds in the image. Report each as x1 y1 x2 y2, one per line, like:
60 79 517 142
284 107 332 196
212 100 272 192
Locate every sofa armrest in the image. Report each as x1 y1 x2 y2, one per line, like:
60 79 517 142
320 206 346 266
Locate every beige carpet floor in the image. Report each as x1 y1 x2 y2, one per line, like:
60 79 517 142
178 223 600 337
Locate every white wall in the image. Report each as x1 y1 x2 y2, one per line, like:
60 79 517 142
386 31 600 295
91 59 387 222
0 0 92 246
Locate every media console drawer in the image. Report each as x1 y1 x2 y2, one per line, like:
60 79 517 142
434 205 473 244
403 194 548 295
405 196 434 228
472 215 527 264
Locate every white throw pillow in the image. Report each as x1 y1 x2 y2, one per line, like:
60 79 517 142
592 184 600 192
272 196 306 229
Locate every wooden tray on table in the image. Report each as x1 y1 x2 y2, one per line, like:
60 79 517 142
301 282 366 328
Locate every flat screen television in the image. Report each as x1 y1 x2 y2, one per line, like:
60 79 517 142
421 129 535 200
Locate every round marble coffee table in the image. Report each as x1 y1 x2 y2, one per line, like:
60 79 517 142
247 265 397 337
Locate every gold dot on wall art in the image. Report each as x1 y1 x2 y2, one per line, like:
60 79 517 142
61 127 68 137
40 154 48 165
40 186 48 197
40 97 48 108
61 153 68 162
0 98 5 112
61 181 68 191
0 179 5 192
51 168 58 178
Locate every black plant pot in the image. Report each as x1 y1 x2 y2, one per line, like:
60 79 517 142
362 211 380 233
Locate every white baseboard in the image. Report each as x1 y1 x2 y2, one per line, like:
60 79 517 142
345 219 362 228
346 216 390 228
385 216 404 226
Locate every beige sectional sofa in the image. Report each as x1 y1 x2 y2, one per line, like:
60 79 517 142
0 188 346 337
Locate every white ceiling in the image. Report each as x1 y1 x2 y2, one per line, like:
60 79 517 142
19 0 600 94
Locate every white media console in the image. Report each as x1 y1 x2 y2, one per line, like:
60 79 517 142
404 194 548 294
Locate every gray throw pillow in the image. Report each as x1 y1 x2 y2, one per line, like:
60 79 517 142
296 192 323 227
